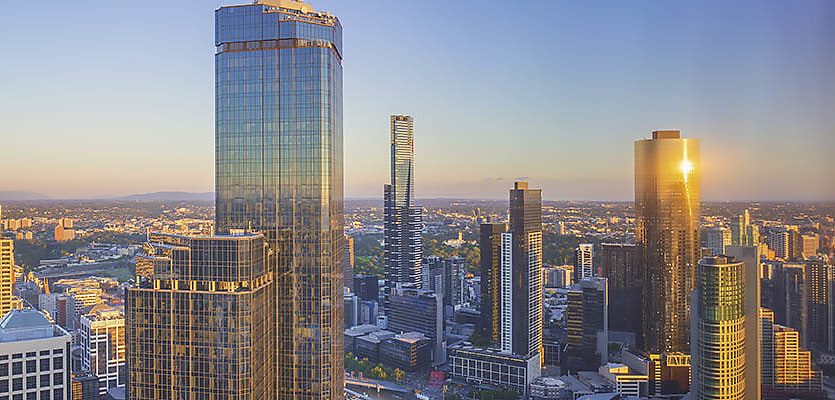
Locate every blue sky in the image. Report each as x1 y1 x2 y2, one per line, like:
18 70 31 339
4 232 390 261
1 0 833 200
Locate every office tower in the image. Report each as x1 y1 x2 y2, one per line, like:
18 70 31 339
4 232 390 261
544 265 573 288
703 227 731 257
564 278 608 372
0 239 12 318
353 274 379 302
634 130 700 353
745 224 760 247
500 182 543 358
54 218 75 242
574 243 594 280
214 1 344 398
126 233 273 399
344 290 359 328
766 228 790 259
806 258 833 351
801 234 818 259
421 256 465 312
386 287 443 362
600 243 640 334
724 245 762 400
479 223 507 342
760 309 825 399
384 115 423 296
773 263 808 344
344 235 355 289
731 214 744 246
79 304 125 395
0 309 72 400
788 230 803 261
71 372 101 400
690 256 752 400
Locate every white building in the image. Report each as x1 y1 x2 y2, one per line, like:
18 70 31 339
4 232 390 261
0 308 72 400
79 304 125 395
574 243 594 280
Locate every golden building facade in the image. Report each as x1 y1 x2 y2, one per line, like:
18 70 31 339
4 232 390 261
0 239 13 318
635 130 700 353
126 233 274 399
760 308 824 399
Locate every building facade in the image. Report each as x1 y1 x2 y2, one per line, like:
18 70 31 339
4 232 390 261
0 240 13 319
0 309 72 400
126 233 273 399
79 304 125 395
384 115 423 296
448 345 541 395
635 130 700 354
501 182 543 358
564 278 608 373
479 223 507 343
386 287 443 362
574 243 594 280
213 1 344 398
690 256 746 400
760 309 825 399
806 258 833 352
600 243 640 335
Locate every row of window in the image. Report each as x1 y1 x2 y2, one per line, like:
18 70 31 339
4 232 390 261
0 358 63 377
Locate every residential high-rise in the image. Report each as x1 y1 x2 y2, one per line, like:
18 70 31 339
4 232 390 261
479 223 507 343
127 233 273 399
801 234 819 259
690 256 748 400
384 115 423 297
760 309 825 399
574 243 594 280
703 227 731 257
0 239 13 318
214 1 344 398
500 182 542 359
634 130 700 353
564 278 608 373
54 218 75 242
344 235 355 289
600 243 641 335
79 304 125 395
725 245 762 400
806 258 833 352
773 263 808 344
0 309 72 400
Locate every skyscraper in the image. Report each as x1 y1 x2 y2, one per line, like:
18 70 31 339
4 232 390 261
703 227 731 257
600 243 641 335
760 309 825 399
574 243 594 280
806 258 833 352
214 1 344 398
384 115 423 296
479 223 507 343
0 239 13 318
690 256 747 400
635 130 700 353
79 304 125 395
127 233 273 399
564 277 608 372
500 182 543 359
344 235 355 290
725 245 762 400
773 262 808 344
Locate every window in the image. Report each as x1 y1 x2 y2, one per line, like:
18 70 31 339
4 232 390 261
26 393 36 400
52 389 63 400
39 391 49 400
52 373 62 385
51 358 62 370
12 377 22 391
26 376 36 389
0 380 7 392
12 363 22 375
0 364 7 376
39 359 49 372
39 374 49 387
26 361 36 374
25 353 35 358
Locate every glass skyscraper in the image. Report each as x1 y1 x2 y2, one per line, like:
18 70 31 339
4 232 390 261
635 130 700 354
214 1 344 399
384 115 422 295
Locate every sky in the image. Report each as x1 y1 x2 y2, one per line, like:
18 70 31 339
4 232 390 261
1 1 833 201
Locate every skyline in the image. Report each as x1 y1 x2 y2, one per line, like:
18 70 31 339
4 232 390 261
2 0 834 201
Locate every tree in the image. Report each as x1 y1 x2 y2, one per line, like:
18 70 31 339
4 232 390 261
394 368 405 382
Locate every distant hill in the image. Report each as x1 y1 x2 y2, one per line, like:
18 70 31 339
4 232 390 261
0 191 51 201
119 191 214 201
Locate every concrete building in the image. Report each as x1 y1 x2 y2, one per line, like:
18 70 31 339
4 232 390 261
54 218 75 242
574 244 594 281
448 345 541 395
598 363 648 398
760 308 825 399
80 304 125 395
0 309 72 400
386 287 443 362
564 278 608 372
0 240 14 319
544 265 573 289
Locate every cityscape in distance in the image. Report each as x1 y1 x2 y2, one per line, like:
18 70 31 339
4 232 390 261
1 1 834 400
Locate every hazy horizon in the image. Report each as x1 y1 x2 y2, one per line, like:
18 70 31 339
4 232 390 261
2 1 834 201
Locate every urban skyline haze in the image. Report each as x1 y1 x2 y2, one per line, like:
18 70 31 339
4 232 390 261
1 0 834 201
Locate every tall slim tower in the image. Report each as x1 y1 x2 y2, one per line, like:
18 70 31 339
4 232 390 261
500 182 543 358
0 239 13 318
384 115 423 295
574 243 594 280
214 1 344 398
635 130 700 353
691 256 746 400
479 223 507 343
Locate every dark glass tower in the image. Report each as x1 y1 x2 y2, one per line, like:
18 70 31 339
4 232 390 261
479 222 507 343
384 115 422 296
635 130 700 354
501 182 543 358
214 1 344 398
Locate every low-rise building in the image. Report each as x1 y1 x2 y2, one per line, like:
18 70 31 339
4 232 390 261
597 363 647 398
0 309 72 400
448 344 541 395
